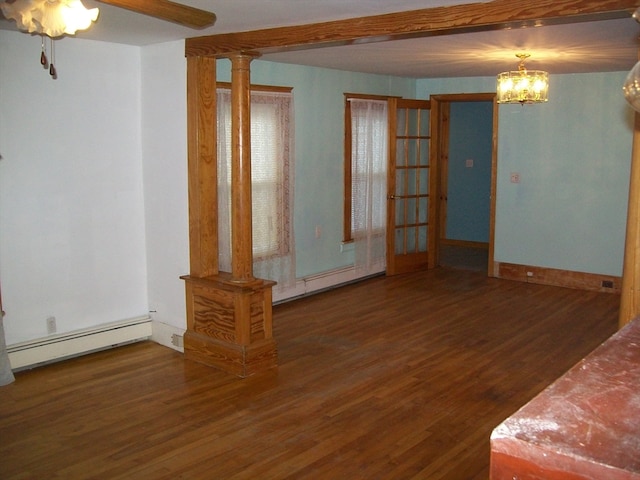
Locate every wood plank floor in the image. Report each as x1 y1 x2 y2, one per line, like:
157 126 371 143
0 268 620 479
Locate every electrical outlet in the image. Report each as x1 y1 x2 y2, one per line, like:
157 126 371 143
46 316 57 335
171 334 183 348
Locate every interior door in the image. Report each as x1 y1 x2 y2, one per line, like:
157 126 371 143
386 98 434 276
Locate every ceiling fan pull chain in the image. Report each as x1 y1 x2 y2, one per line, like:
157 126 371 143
40 35 48 69
49 37 57 80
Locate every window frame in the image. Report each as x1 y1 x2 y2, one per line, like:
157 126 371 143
217 82 293 261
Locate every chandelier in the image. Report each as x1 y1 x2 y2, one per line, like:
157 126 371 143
1 0 99 37
497 54 549 105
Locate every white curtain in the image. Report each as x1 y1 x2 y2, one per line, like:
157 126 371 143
217 88 296 292
0 286 14 385
350 99 388 275
0 316 14 385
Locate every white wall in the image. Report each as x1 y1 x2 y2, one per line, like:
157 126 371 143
140 41 189 332
0 31 148 345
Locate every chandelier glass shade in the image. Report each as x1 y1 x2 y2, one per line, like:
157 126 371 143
1 0 99 37
497 54 549 105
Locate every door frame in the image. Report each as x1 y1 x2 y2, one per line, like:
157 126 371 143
430 93 498 277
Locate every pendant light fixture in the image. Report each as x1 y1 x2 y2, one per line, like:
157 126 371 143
497 53 549 105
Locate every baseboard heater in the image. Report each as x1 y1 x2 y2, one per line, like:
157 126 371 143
7 315 152 371
274 264 385 305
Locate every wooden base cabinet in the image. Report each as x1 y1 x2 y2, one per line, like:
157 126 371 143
182 273 277 377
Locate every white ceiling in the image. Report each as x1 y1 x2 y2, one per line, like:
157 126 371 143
2 0 639 78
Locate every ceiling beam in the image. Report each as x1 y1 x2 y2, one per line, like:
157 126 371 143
185 0 638 57
97 0 216 29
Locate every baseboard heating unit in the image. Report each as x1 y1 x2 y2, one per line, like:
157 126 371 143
7 315 152 370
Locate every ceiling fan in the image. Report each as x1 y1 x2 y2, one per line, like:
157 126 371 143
0 0 216 32
95 0 216 29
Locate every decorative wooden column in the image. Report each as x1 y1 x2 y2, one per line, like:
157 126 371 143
619 110 640 328
182 52 277 377
230 54 255 282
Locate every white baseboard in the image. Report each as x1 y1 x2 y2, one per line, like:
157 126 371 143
274 263 385 304
4 265 385 371
151 320 185 353
7 316 152 370
4 263 384 372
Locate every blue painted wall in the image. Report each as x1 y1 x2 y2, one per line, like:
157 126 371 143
217 60 416 277
445 101 493 243
217 65 633 278
419 73 633 276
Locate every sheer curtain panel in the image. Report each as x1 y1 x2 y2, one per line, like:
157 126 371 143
217 88 296 292
350 98 388 276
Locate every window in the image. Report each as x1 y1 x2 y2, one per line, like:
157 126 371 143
344 95 389 274
217 85 295 289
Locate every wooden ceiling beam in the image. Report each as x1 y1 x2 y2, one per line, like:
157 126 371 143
97 0 216 29
185 0 639 57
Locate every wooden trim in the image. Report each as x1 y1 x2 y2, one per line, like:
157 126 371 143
386 97 398 275
229 53 256 281
427 101 439 270
185 0 636 57
216 82 293 93
186 56 218 277
487 95 499 278
430 92 498 277
343 96 353 243
431 93 497 103
620 93 640 327
496 262 621 294
440 239 489 249
97 0 216 29
436 101 450 259
345 93 400 101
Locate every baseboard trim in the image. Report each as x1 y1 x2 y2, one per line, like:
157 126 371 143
151 320 185 353
440 239 489 249
7 316 152 370
274 263 385 304
496 262 621 294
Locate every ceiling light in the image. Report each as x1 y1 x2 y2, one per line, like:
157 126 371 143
1 0 99 79
496 54 549 105
1 0 99 38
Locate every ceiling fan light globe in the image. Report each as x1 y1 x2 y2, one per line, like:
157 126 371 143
2 0 99 37
60 0 99 34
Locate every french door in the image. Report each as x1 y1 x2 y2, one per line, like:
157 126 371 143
386 98 435 276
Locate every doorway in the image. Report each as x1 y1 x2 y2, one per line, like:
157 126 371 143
430 93 498 276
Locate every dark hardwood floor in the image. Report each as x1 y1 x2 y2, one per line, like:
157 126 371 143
438 244 488 272
0 268 620 479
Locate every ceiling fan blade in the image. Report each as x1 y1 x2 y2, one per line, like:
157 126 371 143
96 0 216 29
